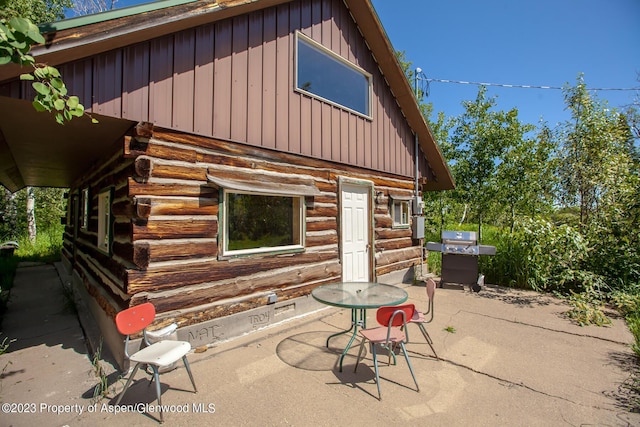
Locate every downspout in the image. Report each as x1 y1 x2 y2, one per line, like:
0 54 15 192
414 68 424 279
414 67 421 198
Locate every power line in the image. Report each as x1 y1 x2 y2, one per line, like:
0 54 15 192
426 77 639 92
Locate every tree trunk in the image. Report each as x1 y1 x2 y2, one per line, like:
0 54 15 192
26 187 36 244
458 203 468 226
2 188 18 237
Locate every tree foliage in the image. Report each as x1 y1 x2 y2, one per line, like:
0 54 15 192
0 0 71 24
0 187 65 240
557 74 635 229
0 5 93 124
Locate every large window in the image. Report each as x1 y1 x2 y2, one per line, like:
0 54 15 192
296 32 371 117
97 188 112 254
223 191 304 256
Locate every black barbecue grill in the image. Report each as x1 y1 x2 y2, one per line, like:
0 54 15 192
426 231 496 291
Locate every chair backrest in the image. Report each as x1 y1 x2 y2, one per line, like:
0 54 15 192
376 304 415 328
426 278 436 302
115 302 156 336
420 278 436 321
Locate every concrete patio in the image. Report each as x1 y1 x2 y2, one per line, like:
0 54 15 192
1 262 639 426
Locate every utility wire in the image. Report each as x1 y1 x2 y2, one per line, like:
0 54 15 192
426 77 638 92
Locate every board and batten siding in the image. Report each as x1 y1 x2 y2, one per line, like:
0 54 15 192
41 0 429 180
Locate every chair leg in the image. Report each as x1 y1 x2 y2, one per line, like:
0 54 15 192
354 339 366 373
149 365 164 423
182 356 198 393
418 323 438 359
400 342 419 392
418 323 432 343
115 363 141 406
371 344 381 400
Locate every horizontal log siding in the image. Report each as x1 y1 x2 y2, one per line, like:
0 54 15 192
61 140 136 315
42 0 431 180
121 130 420 325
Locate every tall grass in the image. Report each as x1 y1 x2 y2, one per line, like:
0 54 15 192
13 225 64 263
0 226 63 328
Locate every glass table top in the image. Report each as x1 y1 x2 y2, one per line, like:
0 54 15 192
311 281 408 309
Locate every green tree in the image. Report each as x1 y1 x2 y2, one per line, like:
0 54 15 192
423 110 457 237
558 74 634 229
495 122 556 232
448 86 533 241
557 74 640 290
0 0 71 24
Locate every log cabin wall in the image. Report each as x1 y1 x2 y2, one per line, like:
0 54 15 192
61 141 137 320
115 126 419 328
61 123 420 331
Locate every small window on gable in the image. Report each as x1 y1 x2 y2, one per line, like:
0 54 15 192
97 188 112 254
222 191 304 257
295 32 371 118
391 197 411 228
80 188 89 230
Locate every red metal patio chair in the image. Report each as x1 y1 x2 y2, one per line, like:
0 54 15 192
354 304 420 400
408 278 438 359
114 302 197 423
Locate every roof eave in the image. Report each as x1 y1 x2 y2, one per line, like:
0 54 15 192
344 0 454 191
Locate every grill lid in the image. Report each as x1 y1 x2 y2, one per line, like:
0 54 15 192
441 230 477 244
426 230 496 256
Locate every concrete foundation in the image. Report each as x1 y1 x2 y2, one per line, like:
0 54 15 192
61 258 417 371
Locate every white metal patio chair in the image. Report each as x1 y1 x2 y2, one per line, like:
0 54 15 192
114 302 197 423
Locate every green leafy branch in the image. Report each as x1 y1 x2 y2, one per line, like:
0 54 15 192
0 17 96 124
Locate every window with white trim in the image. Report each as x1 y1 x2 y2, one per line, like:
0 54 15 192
222 191 304 256
97 188 111 253
295 32 371 117
392 199 410 227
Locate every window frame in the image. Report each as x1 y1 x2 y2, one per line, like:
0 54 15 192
391 198 411 228
295 31 372 119
80 187 89 230
220 189 306 258
97 187 112 255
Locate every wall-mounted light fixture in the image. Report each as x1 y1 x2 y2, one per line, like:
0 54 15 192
375 191 384 205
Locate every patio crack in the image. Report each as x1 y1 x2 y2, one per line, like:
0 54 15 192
437 356 611 411
456 309 629 346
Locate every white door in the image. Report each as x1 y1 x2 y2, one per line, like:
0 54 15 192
341 182 371 282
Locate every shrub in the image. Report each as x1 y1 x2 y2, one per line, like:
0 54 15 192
483 217 593 293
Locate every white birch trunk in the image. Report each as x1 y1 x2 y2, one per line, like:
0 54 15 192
26 187 36 244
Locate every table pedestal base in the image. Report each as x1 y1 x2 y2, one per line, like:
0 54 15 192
326 308 366 372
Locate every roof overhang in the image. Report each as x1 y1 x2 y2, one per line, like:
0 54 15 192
0 96 135 192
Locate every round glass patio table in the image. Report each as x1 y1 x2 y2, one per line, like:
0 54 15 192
312 282 408 371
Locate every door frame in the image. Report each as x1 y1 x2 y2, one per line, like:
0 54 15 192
338 176 375 282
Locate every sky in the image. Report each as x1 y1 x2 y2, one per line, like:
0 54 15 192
370 0 640 129
67 0 639 130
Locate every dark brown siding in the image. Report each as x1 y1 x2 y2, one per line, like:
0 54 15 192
44 0 429 180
